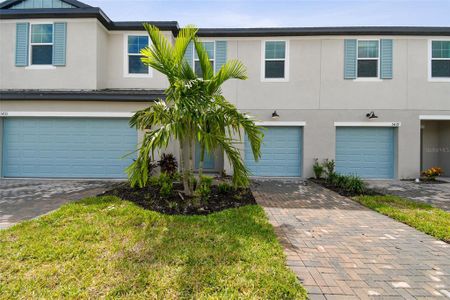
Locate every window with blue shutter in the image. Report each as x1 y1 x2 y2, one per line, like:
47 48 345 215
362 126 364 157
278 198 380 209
194 41 214 77
53 22 67 66
15 22 29 66
344 39 357 79
380 39 393 79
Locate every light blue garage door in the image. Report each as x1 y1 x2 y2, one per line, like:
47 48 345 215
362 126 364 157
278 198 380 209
336 127 395 179
2 117 137 178
245 127 302 177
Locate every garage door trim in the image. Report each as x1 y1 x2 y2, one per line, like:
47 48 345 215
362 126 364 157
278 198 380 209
1 111 134 118
334 121 401 127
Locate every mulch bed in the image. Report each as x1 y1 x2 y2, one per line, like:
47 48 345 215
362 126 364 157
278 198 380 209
100 182 256 215
309 178 382 197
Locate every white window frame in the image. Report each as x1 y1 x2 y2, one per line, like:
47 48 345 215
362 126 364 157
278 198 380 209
428 39 450 82
193 40 216 77
355 39 380 80
261 40 289 82
123 33 152 78
26 21 56 69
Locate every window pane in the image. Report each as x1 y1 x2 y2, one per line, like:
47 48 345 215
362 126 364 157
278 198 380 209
128 55 148 74
31 24 53 43
194 42 215 59
31 45 53 64
128 35 148 54
265 60 285 78
432 60 450 77
357 60 378 77
432 41 450 58
265 41 285 59
194 60 214 77
358 41 379 58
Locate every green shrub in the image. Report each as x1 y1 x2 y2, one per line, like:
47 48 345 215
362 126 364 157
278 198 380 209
160 182 173 198
195 176 213 200
218 182 233 194
157 172 172 187
149 176 160 187
313 158 324 179
344 176 366 195
323 159 335 177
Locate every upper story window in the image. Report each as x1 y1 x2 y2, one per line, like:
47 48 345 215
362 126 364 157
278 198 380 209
194 41 215 77
30 24 53 65
125 35 150 77
263 41 288 80
357 40 379 78
431 40 450 78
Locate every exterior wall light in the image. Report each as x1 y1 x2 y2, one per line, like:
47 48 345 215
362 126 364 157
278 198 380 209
366 111 378 119
272 110 280 119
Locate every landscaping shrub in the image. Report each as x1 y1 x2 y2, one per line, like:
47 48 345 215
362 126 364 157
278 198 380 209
159 182 173 198
195 176 213 200
313 158 324 179
324 173 367 196
421 167 444 181
344 175 367 195
158 153 178 176
218 182 233 194
323 159 335 177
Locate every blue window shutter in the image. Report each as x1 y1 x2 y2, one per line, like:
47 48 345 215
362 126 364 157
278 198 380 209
215 41 227 73
380 39 393 79
53 22 67 66
15 23 29 67
344 39 357 79
184 42 193 68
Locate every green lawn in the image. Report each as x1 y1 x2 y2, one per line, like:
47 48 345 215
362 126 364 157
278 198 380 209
354 195 450 243
0 196 306 299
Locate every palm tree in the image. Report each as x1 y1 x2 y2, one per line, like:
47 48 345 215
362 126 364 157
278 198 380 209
127 24 263 196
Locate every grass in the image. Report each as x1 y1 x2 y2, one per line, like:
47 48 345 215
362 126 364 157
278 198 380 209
0 196 306 299
354 195 450 243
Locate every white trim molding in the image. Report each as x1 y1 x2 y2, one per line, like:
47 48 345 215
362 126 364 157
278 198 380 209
261 40 290 82
428 39 450 82
0 111 134 118
256 121 306 127
334 122 401 127
123 33 153 78
419 115 450 120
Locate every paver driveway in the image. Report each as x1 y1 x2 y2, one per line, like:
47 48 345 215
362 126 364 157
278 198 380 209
0 179 118 229
253 180 450 299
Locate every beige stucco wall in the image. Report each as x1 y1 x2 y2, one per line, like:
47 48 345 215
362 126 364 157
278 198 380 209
0 19 99 89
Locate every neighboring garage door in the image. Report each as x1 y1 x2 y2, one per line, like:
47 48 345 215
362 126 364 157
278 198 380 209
245 126 302 177
2 117 137 178
336 127 395 179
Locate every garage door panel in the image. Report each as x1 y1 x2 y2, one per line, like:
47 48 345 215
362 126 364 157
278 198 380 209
245 127 302 177
336 127 395 179
2 117 137 178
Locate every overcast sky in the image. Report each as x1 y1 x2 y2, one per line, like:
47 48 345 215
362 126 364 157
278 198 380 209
82 0 450 28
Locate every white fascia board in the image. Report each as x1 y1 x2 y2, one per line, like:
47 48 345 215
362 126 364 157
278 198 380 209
1 111 134 118
334 122 401 127
255 121 306 126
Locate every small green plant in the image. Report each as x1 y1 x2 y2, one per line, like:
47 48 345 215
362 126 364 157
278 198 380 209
313 158 324 179
157 172 172 186
323 159 335 177
160 182 173 198
189 174 197 190
344 176 366 195
195 176 213 200
218 182 233 194
149 176 160 187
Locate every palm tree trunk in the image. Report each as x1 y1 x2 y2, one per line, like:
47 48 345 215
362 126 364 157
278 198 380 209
198 145 205 178
179 139 190 196
187 137 194 195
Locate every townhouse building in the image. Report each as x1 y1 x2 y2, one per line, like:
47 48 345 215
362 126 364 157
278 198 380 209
1 0 449 179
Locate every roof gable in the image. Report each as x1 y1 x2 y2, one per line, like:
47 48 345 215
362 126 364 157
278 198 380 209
0 0 91 9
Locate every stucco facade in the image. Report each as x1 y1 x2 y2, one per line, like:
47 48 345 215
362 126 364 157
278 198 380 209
1 0 449 179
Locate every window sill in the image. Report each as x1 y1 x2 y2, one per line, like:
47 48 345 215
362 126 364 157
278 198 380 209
25 65 57 70
123 73 153 78
428 78 450 82
261 78 289 83
353 78 383 82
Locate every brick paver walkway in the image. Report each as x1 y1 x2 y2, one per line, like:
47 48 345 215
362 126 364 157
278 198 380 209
253 180 450 299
